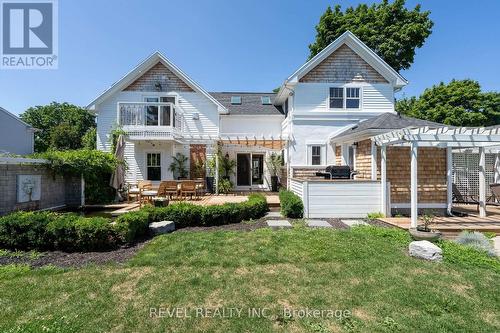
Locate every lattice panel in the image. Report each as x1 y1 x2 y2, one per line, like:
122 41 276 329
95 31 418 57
452 152 496 198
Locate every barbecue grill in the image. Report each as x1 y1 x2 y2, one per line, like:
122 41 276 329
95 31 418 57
315 165 358 179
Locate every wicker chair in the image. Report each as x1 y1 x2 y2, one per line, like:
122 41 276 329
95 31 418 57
180 180 197 200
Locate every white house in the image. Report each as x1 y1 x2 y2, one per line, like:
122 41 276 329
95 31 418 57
88 31 407 191
0 107 36 155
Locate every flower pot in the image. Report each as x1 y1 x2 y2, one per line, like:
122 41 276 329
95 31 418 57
409 228 442 241
206 176 215 193
271 176 279 192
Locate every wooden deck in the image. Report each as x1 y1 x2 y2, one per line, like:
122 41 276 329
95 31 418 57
379 204 500 238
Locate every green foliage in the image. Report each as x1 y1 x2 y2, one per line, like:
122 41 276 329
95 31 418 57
192 160 205 178
140 193 268 228
20 102 96 152
109 125 126 154
0 212 124 252
455 231 496 256
279 190 303 218
366 212 385 220
266 152 283 177
33 149 119 204
114 210 150 243
438 239 500 273
397 79 500 126
168 153 188 179
81 127 97 150
309 0 433 71
220 154 236 178
351 225 412 246
218 178 233 194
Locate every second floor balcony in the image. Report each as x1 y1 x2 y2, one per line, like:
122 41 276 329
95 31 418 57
117 102 184 140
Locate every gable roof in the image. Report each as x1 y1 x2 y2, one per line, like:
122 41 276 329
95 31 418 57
209 92 283 115
275 31 408 105
86 51 228 114
330 113 444 143
0 107 35 130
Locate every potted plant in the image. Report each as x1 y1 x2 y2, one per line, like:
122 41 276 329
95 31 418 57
192 160 205 179
206 155 216 193
168 153 188 180
266 153 283 192
409 212 442 241
220 153 236 180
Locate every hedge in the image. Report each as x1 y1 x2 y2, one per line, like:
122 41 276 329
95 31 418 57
0 194 269 252
279 190 304 218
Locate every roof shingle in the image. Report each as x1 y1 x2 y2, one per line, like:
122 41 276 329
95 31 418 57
209 92 283 115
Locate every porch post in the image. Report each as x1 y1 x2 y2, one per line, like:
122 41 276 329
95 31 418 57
410 141 418 228
380 146 387 215
215 144 220 195
479 147 486 217
371 139 378 180
495 153 500 184
341 144 349 165
446 147 453 215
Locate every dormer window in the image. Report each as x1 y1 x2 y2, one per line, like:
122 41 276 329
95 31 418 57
231 96 241 105
261 96 271 105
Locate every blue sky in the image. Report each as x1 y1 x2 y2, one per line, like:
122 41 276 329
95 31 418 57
1 0 499 115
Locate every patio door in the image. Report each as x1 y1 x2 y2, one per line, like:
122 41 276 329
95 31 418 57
237 153 264 187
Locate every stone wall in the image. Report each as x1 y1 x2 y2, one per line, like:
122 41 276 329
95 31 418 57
124 62 194 92
0 161 82 216
300 44 388 83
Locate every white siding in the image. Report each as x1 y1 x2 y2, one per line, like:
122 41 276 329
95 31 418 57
0 110 34 155
220 115 283 136
295 180 381 218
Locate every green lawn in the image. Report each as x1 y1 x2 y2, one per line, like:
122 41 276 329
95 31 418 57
1 225 499 333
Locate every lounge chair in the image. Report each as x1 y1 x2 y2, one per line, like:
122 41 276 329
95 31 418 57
180 180 197 200
452 183 479 211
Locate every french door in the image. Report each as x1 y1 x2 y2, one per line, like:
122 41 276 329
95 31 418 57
236 153 264 187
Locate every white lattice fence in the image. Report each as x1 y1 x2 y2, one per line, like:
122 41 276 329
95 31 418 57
452 152 496 198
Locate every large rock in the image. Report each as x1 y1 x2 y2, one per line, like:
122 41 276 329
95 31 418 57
149 221 175 234
409 240 443 262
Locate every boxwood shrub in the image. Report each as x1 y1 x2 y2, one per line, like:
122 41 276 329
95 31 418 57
0 194 269 252
279 190 304 218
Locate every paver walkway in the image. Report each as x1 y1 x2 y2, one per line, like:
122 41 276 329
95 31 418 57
265 211 282 218
267 220 292 229
305 219 332 228
341 219 368 227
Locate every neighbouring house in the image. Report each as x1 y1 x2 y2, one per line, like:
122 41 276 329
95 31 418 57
0 107 36 155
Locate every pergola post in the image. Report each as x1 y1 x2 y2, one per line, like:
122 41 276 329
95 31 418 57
215 144 220 195
410 141 418 228
479 147 486 217
495 153 500 184
371 139 378 180
380 146 387 215
446 147 453 215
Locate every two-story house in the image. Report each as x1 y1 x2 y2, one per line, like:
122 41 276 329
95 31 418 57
88 31 408 192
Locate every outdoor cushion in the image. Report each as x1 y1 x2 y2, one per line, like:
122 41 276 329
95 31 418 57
129 188 141 194
142 190 158 196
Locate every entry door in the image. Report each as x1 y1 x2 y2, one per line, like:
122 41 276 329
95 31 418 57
237 154 251 186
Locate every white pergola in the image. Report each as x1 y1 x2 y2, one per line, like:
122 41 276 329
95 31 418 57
373 126 500 228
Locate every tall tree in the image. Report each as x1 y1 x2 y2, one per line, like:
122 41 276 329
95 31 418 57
20 102 96 152
309 0 433 71
396 79 500 126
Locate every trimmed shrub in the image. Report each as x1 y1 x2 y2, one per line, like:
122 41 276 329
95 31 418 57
0 211 55 250
279 190 303 218
114 210 150 243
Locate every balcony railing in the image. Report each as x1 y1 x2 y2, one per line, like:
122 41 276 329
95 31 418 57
117 102 184 139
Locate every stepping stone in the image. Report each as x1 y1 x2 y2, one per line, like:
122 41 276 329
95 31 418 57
267 220 292 229
149 221 175 234
341 219 368 227
306 219 332 228
265 211 282 218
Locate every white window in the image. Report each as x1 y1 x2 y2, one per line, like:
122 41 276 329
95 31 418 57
144 96 176 126
231 96 241 104
311 146 322 165
329 87 361 109
146 153 161 181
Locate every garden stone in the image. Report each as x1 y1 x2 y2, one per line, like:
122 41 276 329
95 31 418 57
265 211 282 218
409 240 442 262
341 219 368 227
306 219 332 228
267 220 292 229
149 221 175 234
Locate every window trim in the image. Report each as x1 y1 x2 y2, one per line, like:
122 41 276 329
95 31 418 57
145 151 162 181
306 143 326 166
328 86 362 110
261 96 271 105
142 94 177 127
231 96 242 105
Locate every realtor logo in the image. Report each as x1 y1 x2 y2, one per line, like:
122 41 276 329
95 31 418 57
1 0 58 69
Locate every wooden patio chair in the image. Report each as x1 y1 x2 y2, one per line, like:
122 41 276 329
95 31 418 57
180 180 197 200
163 180 179 199
128 180 152 203
195 178 205 197
488 183 500 205
452 183 479 212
